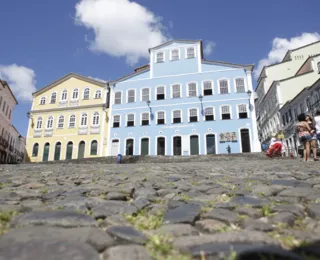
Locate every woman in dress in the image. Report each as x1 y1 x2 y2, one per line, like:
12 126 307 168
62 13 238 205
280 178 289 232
296 113 314 162
306 114 318 161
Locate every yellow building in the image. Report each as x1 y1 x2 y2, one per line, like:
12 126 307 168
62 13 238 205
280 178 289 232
26 73 109 162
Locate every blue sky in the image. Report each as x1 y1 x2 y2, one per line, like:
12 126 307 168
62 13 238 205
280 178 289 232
0 0 319 136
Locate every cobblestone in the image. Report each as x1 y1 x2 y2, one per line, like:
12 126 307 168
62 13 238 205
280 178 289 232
0 158 320 259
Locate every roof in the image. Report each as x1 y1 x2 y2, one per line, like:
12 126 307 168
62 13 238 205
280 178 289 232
295 53 320 76
148 39 202 52
0 80 18 104
33 73 107 96
202 59 254 71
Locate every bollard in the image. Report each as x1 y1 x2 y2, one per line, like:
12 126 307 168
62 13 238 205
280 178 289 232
117 154 122 164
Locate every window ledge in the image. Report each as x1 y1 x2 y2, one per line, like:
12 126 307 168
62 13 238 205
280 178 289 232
140 124 150 127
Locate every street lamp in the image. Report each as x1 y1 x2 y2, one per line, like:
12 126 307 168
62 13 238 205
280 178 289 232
146 100 154 120
199 95 204 115
247 90 252 111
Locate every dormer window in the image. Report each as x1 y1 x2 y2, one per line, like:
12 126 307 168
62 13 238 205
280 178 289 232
156 52 164 63
40 97 46 105
186 47 195 59
171 49 179 61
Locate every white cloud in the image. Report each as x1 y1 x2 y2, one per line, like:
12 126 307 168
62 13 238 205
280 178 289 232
0 64 36 102
74 0 168 66
254 32 320 79
203 41 216 56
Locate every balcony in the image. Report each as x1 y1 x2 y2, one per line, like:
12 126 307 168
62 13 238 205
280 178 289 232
90 125 100 134
44 129 53 137
78 126 88 135
34 129 42 138
69 100 79 107
59 100 67 107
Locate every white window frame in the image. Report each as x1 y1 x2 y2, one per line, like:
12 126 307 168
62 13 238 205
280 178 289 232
171 83 182 99
112 115 121 128
202 80 214 96
72 88 79 100
218 79 230 94
156 111 166 125
203 107 215 121
155 86 166 100
40 97 46 105
126 113 135 127
141 87 150 102
127 89 136 103
236 104 249 119
185 46 196 59
83 88 90 100
80 113 88 127
95 89 102 99
220 105 232 120
172 109 183 123
50 92 57 104
69 115 76 128
140 112 150 126
234 78 246 93
57 115 64 128
92 112 100 126
170 49 180 61
36 117 43 129
188 108 199 122
61 90 68 101
187 82 198 97
114 91 122 105
46 116 54 129
156 51 165 63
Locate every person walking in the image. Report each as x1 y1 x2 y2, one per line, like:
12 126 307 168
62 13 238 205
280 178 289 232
296 113 313 162
306 114 318 161
280 138 287 157
314 109 320 145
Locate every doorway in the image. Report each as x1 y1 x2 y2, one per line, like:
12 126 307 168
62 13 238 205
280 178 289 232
240 129 251 153
206 134 216 154
141 138 149 156
157 137 165 155
66 142 73 160
173 136 182 155
78 141 85 159
54 142 61 161
43 143 50 162
126 139 134 156
190 135 199 155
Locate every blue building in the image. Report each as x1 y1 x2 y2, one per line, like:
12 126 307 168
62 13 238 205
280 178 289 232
108 40 261 156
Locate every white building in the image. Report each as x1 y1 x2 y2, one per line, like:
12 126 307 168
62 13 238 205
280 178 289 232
255 41 320 143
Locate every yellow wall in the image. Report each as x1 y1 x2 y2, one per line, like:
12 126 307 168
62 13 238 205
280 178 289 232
26 75 109 162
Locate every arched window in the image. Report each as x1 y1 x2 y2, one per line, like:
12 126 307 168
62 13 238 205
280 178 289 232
61 90 67 101
32 143 39 157
69 115 76 128
81 113 88 126
92 112 100 126
72 89 79 99
84 88 90 100
95 90 102 99
50 93 57 104
40 97 46 105
66 142 73 160
47 116 53 129
90 140 98 155
58 115 64 128
36 117 43 129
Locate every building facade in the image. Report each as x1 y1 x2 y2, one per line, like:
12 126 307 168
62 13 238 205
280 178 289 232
108 40 260 156
0 80 25 163
26 73 109 162
255 41 320 143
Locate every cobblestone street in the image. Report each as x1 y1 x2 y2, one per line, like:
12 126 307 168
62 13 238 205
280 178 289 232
0 157 320 259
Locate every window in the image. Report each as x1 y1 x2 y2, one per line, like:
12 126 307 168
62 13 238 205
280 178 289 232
81 113 88 126
61 90 67 101
288 109 292 121
8 109 11 120
32 143 39 157
172 84 181 98
5 105 8 116
186 47 195 58
141 113 149 125
92 112 100 126
285 112 289 123
171 49 179 60
0 96 2 107
203 81 213 96
205 107 214 121
306 98 311 111
113 115 120 128
58 115 64 128
47 116 53 129
157 111 165 125
221 106 231 120
128 89 135 103
236 78 245 93
156 86 165 100
189 109 198 122
40 97 46 105
317 62 320 73
294 108 298 120
127 114 135 127
173 110 181 123
114 92 122 104
84 88 90 100
300 103 304 113
219 80 229 94
2 101 5 111
141 88 150 102
188 83 197 97
36 117 42 129
51 93 57 103
238 105 248 119
282 115 286 126
95 90 102 99
90 140 98 155
156 52 164 63
72 89 79 99
69 115 76 128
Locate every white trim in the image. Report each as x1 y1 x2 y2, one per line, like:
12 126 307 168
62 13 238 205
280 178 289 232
171 134 183 156
155 135 166 155
99 89 107 156
39 96 47 105
83 87 91 100
124 137 135 155
139 136 151 155
189 133 201 156
204 132 218 155
220 104 232 120
72 88 79 100
150 52 154 78
126 113 136 127
233 77 247 93
155 85 166 100
36 116 43 130
106 87 113 156
111 139 120 156
185 46 196 59
170 83 182 99
56 114 65 128
217 78 231 94
238 127 252 153
155 51 165 63
201 80 214 96
170 49 180 61
140 111 150 126
46 116 54 129
113 90 123 105
61 89 68 101
236 104 250 119
188 107 199 122
197 43 202 73
186 82 198 97
112 114 121 128
68 114 76 128
156 110 166 125
172 109 183 124
80 112 88 127
140 87 151 102
112 97 248 111
126 88 136 103
202 106 216 121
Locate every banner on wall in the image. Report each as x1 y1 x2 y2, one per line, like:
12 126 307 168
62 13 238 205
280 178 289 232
219 132 237 143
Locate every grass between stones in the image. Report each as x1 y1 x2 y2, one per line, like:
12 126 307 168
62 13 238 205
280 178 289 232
0 210 18 235
124 210 163 231
259 204 275 217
